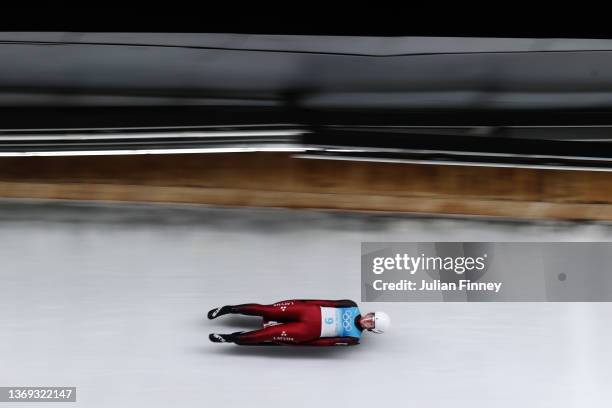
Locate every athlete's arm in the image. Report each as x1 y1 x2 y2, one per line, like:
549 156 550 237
301 337 360 346
297 299 358 307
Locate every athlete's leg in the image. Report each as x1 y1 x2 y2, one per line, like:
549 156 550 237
231 322 318 345
208 304 284 320
210 300 310 321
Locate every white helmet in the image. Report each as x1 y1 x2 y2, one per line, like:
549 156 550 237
370 311 391 334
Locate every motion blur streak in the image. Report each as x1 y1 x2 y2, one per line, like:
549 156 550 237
0 201 611 407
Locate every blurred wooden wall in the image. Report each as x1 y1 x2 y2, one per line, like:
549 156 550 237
1 153 612 220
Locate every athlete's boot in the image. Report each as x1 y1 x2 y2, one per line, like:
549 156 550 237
209 332 242 343
207 306 234 320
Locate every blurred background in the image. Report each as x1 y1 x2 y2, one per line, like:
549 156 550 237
1 33 612 219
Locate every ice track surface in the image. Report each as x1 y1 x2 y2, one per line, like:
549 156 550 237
1 200 611 407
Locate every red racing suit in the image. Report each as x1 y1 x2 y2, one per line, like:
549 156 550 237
230 299 362 346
